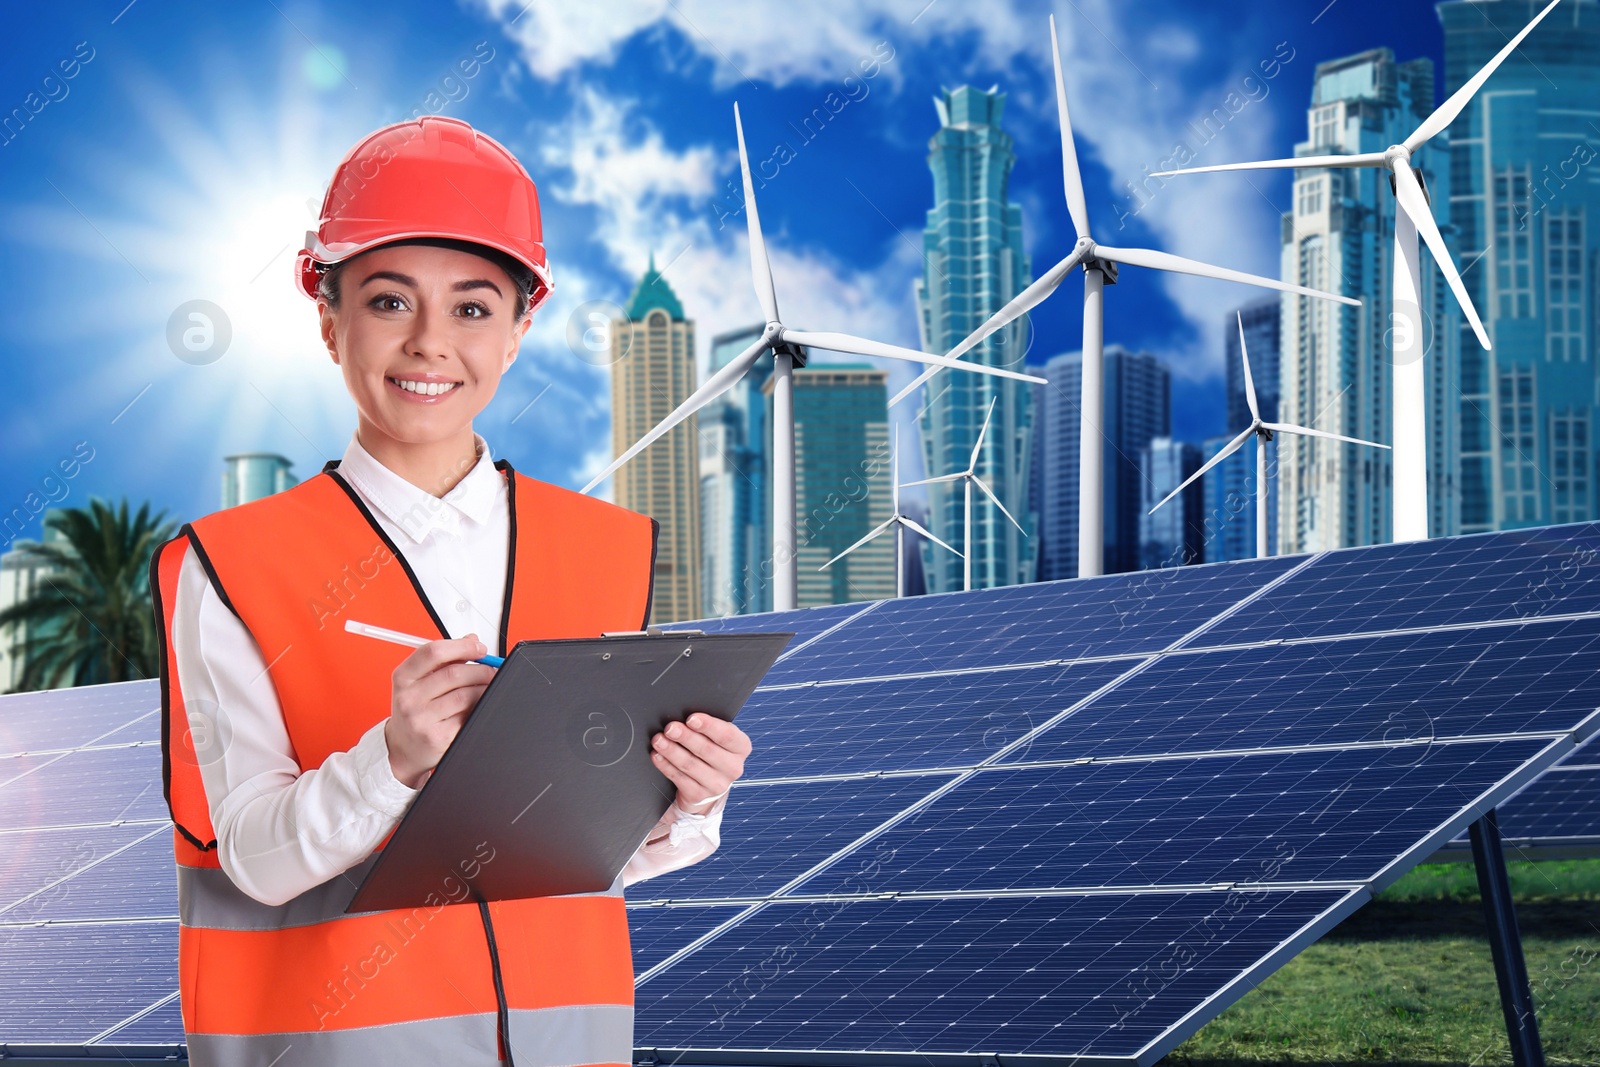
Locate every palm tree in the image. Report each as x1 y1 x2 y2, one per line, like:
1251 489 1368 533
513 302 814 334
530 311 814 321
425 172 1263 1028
0 498 177 692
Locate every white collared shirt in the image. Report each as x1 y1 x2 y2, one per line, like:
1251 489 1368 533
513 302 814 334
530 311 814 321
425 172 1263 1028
172 429 723 907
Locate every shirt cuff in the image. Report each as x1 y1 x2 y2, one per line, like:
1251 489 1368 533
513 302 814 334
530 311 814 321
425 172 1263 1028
663 795 725 848
353 719 419 820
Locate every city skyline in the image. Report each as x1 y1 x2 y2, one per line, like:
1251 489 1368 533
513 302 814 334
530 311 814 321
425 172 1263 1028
0 0 1479 554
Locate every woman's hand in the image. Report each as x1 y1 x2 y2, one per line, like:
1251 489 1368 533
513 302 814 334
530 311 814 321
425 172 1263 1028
650 712 752 814
386 633 497 789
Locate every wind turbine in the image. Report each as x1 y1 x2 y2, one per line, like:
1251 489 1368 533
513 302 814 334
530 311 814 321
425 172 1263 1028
582 103 1045 612
821 424 961 599
890 13 1360 580
1148 311 1389 558
1150 0 1564 544
901 397 1027 591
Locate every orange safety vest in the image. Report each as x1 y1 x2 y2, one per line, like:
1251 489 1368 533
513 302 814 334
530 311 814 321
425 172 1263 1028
148 457 659 1066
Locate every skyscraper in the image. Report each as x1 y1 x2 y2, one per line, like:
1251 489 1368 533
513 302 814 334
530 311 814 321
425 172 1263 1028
1440 0 1600 531
1033 346 1171 579
1200 431 1259 561
1278 48 1458 553
611 258 700 623
767 364 895 606
1141 438 1203 569
221 453 297 509
915 85 1035 593
1208 298 1282 561
699 325 773 617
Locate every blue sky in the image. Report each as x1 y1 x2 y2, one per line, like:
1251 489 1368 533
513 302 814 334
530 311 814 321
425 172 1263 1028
0 0 1453 545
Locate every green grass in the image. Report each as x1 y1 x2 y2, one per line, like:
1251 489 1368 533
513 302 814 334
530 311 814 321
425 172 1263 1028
1161 858 1600 1065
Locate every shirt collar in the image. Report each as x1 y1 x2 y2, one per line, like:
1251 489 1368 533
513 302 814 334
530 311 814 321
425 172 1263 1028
336 430 502 545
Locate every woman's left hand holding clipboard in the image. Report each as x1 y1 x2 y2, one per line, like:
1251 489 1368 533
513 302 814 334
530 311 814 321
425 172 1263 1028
650 713 751 815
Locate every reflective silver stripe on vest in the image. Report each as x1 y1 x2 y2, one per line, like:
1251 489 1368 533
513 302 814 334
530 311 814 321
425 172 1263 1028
179 862 625 932
509 1005 633 1067
185 1004 632 1067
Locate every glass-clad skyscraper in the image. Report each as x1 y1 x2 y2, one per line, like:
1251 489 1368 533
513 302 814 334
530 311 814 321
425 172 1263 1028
1278 48 1458 552
699 324 773 616
914 85 1035 592
1440 0 1600 530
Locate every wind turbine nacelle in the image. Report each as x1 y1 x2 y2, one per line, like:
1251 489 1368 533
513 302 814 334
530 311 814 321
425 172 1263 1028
1081 255 1120 286
771 337 808 367
1388 166 1429 207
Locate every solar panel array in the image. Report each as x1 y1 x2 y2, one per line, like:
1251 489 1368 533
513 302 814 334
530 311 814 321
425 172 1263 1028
1 522 1598 1064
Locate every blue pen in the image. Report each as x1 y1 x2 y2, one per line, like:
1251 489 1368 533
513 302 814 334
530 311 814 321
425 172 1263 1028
344 619 505 667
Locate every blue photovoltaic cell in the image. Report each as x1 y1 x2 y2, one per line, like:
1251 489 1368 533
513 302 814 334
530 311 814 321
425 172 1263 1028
758 556 1303 686
628 775 955 903
635 889 1359 1061
1004 615 1600 765
0 679 158 757
0 922 178 1043
0 744 165 831
796 739 1555 896
1487 768 1600 840
12 828 177 922
92 994 183 1045
739 661 1128 780
1194 522 1600 648
628 904 748 976
664 601 871 654
0 824 168 916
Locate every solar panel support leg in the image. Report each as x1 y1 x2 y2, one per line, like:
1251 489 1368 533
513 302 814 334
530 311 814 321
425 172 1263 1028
1468 807 1545 1067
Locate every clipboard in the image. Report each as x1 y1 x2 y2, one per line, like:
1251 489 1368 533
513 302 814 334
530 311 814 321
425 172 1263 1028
346 628 793 913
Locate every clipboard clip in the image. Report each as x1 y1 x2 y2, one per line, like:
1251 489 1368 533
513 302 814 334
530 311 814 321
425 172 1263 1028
600 627 705 637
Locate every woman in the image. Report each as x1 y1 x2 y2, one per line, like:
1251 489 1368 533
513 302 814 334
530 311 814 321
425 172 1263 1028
148 114 751 1066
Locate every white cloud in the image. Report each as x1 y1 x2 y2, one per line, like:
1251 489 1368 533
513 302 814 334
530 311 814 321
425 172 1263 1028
475 0 1299 390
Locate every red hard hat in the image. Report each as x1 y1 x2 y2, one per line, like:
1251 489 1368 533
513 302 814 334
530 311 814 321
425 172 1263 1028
296 115 553 315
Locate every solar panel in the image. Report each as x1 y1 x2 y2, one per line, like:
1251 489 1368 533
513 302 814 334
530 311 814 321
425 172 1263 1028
632 888 1365 1061
739 661 1127 779
0 683 158 757
0 923 177 1043
3 522 1599 1064
998 615 1600 764
0 744 165 831
759 556 1301 686
1491 766 1600 841
628 904 750 976
628 775 957 903
1192 523 1600 648
0 824 170 917
91 993 182 1047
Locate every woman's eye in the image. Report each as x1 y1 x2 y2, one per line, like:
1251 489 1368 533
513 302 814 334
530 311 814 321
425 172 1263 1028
369 293 407 312
459 301 490 319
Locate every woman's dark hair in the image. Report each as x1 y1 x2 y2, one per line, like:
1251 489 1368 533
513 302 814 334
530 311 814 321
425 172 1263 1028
315 236 536 319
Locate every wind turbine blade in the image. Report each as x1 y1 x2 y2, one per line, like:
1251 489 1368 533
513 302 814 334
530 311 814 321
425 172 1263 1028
1094 245 1361 306
1146 427 1253 515
888 247 1085 407
1405 0 1564 152
970 396 998 473
1392 163 1491 350
1263 422 1390 449
900 515 963 558
1048 13 1091 239
973 475 1027 535
781 330 1047 384
1150 152 1388 178
1238 310 1259 423
580 337 766 494
821 517 895 570
900 473 966 487
734 102 780 324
